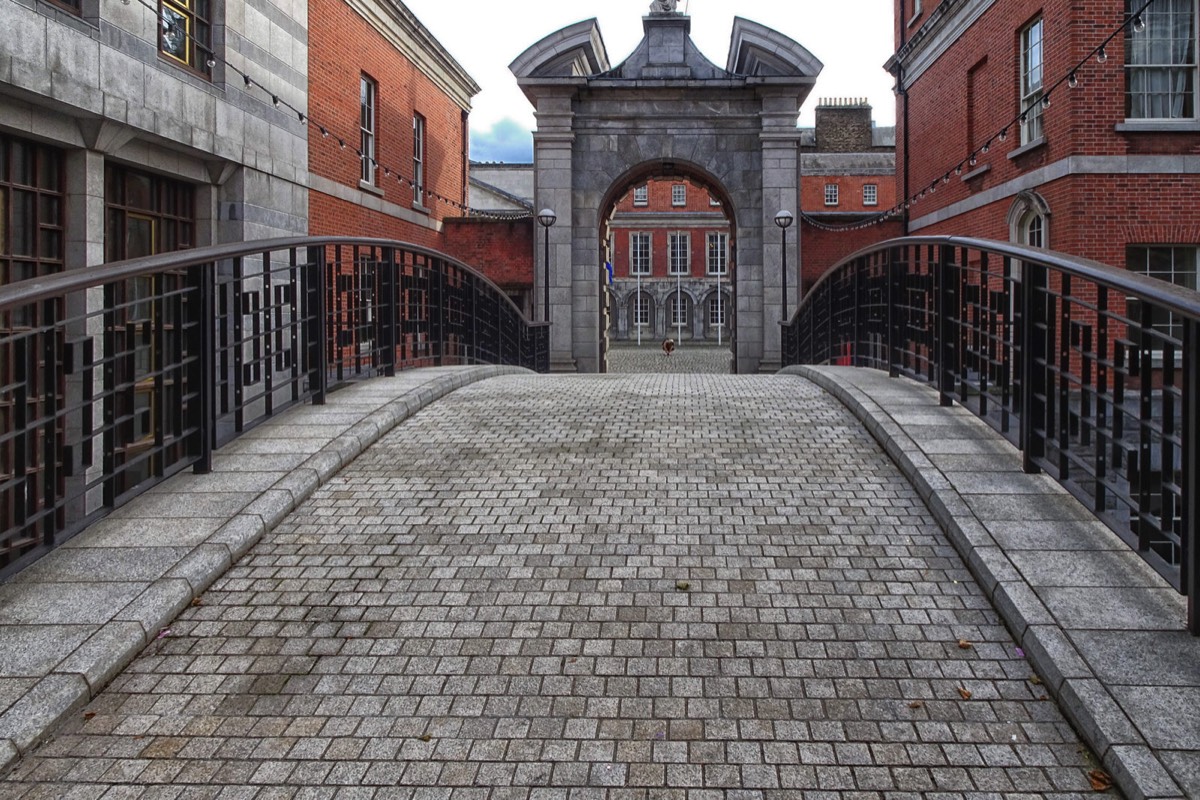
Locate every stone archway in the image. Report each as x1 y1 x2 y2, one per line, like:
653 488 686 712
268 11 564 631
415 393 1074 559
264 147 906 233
511 11 821 373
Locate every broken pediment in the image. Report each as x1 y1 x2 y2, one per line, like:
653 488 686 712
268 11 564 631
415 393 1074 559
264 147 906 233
509 19 611 79
726 17 823 78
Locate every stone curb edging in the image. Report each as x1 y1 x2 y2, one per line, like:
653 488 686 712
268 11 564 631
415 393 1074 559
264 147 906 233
782 365 1184 800
0 365 529 773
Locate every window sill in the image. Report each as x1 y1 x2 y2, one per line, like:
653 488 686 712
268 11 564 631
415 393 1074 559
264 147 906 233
1007 137 1046 161
412 202 431 216
358 180 384 197
961 164 991 182
1115 120 1200 133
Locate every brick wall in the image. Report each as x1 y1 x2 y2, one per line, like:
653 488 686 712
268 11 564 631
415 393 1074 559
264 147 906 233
800 221 906 292
802 175 894 214
894 0 1200 264
614 177 722 214
610 227 730 280
442 217 534 291
307 0 469 243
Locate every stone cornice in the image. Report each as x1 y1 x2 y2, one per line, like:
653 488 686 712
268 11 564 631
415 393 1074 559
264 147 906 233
884 0 996 88
344 0 480 110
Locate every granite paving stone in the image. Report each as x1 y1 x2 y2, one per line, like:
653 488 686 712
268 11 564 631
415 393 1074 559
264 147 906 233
1 374 1106 798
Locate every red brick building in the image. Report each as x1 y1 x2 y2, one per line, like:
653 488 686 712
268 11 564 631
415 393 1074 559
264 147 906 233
307 0 479 249
607 178 733 342
799 99 904 292
886 0 1199 290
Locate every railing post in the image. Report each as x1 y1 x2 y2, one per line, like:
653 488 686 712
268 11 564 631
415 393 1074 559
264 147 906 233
852 257 862 367
888 246 900 377
195 261 215 473
41 299 59 545
1019 259 1047 473
1183 318 1198 635
380 247 397 377
433 261 446 366
307 245 328 405
936 244 953 406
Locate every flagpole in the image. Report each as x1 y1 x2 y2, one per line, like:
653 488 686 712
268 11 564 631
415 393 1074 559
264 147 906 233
637 269 642 347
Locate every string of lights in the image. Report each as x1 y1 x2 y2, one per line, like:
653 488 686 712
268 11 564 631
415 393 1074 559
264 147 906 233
799 0 1161 233
129 0 532 221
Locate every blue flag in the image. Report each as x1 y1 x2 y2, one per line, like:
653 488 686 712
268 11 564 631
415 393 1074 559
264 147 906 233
605 262 613 285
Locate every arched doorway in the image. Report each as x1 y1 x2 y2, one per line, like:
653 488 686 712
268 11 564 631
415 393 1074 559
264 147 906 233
511 11 821 373
597 165 737 373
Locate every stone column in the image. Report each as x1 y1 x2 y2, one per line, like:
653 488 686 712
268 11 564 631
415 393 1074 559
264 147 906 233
759 90 802 372
532 92 577 372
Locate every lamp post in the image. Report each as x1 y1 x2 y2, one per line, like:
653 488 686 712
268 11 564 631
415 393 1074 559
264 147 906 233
537 209 557 322
774 210 794 322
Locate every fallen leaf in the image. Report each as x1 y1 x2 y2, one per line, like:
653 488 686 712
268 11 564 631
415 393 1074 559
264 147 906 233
957 639 973 649
1029 675 1043 685
418 734 432 742
907 700 924 709
1087 769 1113 791
191 597 203 607
83 712 96 720
1038 694 1049 701
957 687 973 700
1015 647 1025 657
155 629 171 640
675 580 690 591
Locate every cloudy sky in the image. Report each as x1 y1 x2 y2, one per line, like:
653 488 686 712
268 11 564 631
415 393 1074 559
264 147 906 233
400 0 898 162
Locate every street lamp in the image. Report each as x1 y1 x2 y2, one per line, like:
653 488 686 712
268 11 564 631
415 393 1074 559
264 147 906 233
774 210 794 321
537 209 557 322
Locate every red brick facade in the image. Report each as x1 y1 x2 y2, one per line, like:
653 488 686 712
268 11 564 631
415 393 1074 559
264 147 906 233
441 217 536 313
890 0 1200 272
307 0 474 246
609 178 731 281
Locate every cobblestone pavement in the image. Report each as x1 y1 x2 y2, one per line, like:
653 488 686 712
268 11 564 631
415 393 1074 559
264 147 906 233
606 343 731 374
3 375 1108 799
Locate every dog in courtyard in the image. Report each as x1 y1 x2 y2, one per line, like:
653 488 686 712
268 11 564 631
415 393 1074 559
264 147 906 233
662 338 676 357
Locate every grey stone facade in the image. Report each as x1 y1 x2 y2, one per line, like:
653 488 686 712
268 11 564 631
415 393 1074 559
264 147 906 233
510 13 821 374
1 0 310 272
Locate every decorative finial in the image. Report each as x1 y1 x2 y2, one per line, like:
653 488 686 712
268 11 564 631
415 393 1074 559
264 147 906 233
649 0 678 13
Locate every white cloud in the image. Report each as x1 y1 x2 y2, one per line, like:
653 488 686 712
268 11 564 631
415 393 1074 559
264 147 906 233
470 118 534 163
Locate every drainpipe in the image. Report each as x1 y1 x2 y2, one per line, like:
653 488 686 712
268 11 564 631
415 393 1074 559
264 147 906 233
898 0 910 236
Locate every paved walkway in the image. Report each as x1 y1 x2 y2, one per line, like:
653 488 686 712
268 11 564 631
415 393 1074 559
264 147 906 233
3 371 1119 798
606 343 731 374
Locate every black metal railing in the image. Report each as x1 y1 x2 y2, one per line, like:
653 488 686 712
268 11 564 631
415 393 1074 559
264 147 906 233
0 237 548 579
783 237 1200 634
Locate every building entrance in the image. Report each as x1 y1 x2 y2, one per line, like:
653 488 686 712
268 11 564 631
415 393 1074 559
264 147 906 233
511 8 822 373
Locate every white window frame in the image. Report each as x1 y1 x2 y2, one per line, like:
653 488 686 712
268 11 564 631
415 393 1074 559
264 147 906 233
413 113 426 206
1125 0 1197 120
1021 18 1045 144
1126 245 1198 355
824 184 839 206
668 232 690 275
633 185 649 206
709 195 722 207
630 232 652 276
671 184 686 207
708 294 726 326
707 232 728 275
360 75 377 186
863 184 878 206
671 293 688 326
634 294 651 328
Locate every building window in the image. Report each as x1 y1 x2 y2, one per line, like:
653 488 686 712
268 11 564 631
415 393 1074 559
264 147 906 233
159 0 213 77
709 195 722 207
863 184 878 206
1125 0 1197 119
1126 245 1198 350
824 184 839 206
707 233 727 275
634 294 650 328
1 134 65 290
413 113 426 206
709 294 726 327
669 232 690 275
671 294 688 326
633 185 649 206
1021 17 1044 144
671 184 686 206
360 76 377 186
630 232 651 276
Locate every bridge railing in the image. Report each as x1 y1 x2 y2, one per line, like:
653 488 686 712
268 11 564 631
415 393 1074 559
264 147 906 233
0 237 549 579
783 237 1200 634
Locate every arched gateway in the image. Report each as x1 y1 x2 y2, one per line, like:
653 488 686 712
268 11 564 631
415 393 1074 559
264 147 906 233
511 8 822 373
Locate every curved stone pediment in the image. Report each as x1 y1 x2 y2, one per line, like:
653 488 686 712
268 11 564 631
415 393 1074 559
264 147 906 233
726 17 823 78
509 19 611 79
